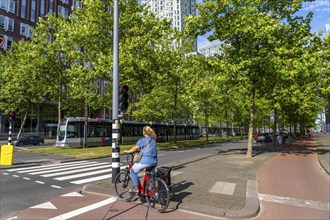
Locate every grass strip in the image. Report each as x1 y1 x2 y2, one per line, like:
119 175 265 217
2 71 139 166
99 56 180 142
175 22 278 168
19 136 246 159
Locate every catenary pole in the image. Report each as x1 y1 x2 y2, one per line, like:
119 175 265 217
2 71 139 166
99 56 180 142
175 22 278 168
112 0 120 183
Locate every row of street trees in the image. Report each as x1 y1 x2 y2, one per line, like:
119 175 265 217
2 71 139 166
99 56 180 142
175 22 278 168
0 0 329 157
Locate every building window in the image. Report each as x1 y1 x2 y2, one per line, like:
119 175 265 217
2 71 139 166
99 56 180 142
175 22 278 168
73 0 82 9
58 5 68 18
60 0 69 4
9 0 14 13
7 17 14 31
30 0 36 22
49 0 54 14
0 15 14 32
0 0 15 13
40 0 45 18
20 23 29 37
0 35 13 50
21 0 26 18
6 36 13 49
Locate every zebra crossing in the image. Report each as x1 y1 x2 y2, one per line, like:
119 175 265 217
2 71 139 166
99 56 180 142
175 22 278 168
4 160 126 185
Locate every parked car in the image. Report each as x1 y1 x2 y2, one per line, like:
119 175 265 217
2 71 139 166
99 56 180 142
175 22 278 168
12 136 44 146
256 133 272 143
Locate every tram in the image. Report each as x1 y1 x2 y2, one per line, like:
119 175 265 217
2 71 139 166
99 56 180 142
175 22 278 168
56 117 200 147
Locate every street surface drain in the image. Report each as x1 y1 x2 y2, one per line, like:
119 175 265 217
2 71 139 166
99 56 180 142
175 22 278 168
210 181 236 195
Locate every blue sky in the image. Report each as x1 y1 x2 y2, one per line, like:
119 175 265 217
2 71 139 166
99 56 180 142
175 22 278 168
197 0 330 48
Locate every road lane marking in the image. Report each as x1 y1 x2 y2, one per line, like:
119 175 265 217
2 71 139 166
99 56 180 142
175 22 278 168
49 197 117 220
51 185 62 189
7 161 90 172
41 163 112 177
23 177 31 180
35 181 45 184
70 174 112 184
55 168 112 180
259 193 330 211
28 162 103 175
30 202 57 209
61 192 84 197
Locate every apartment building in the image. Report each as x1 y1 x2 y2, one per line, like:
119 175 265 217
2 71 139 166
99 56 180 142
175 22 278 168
0 0 83 52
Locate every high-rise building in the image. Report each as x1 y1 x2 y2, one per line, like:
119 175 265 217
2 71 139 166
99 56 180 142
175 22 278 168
141 0 197 51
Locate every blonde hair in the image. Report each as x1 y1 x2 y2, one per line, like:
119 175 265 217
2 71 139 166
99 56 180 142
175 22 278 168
143 126 157 140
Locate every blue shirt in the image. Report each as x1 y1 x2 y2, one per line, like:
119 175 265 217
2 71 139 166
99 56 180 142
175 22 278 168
136 136 157 165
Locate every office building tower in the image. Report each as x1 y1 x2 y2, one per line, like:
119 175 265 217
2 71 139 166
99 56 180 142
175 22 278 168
141 0 197 51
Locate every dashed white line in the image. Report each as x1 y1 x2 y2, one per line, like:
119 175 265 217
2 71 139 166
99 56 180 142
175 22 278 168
23 177 31 180
35 181 45 184
51 185 62 189
12 175 19 177
3 173 9 175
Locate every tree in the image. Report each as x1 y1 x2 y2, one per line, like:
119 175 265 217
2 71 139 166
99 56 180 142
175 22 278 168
0 40 52 138
185 0 326 157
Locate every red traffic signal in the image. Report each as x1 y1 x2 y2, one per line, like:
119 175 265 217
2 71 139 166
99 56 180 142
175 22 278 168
9 111 15 120
119 85 129 112
120 85 128 93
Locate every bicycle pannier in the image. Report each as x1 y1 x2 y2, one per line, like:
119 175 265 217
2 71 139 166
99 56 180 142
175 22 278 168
157 166 172 190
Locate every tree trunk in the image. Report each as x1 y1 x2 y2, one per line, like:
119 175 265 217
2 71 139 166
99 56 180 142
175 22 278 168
17 112 28 139
247 89 255 158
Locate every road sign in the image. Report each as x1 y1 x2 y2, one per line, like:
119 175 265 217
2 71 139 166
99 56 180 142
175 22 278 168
0 37 4 47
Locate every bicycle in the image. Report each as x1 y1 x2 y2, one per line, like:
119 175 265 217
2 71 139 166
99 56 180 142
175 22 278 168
114 153 170 213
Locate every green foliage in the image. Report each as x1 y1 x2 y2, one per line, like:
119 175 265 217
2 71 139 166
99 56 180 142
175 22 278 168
1 0 328 149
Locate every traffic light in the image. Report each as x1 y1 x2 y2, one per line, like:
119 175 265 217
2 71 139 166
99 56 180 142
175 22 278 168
9 111 15 121
119 85 129 112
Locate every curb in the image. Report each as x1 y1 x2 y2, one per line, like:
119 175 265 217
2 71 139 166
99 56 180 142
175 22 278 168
317 153 330 175
225 180 259 219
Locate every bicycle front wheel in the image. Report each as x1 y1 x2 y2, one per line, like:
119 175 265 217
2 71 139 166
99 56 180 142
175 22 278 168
145 177 170 213
114 171 134 202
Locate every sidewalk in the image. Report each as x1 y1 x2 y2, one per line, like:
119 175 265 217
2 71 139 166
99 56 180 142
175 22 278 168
83 143 277 219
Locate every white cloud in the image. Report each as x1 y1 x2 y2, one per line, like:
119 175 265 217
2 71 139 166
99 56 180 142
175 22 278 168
302 1 330 12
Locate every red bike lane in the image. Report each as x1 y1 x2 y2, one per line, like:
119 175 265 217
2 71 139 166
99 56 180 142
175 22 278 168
255 137 330 220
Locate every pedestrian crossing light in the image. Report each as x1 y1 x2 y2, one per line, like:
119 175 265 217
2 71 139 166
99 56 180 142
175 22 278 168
119 85 129 112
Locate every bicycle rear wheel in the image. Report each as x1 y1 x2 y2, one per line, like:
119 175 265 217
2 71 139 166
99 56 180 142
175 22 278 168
145 177 170 212
114 171 134 202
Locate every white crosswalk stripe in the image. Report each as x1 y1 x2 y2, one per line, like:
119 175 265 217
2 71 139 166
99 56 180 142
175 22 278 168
5 161 126 185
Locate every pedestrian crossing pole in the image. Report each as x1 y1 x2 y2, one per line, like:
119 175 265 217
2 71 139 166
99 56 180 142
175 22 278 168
8 120 13 145
8 111 15 145
112 0 120 183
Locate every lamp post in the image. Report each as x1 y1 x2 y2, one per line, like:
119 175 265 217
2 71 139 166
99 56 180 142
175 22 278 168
112 0 120 183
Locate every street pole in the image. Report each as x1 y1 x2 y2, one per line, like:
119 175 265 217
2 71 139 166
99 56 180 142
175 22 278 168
8 120 12 145
112 0 120 183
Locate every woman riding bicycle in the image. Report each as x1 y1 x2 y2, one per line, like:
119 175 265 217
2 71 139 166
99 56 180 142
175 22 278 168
124 126 158 194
